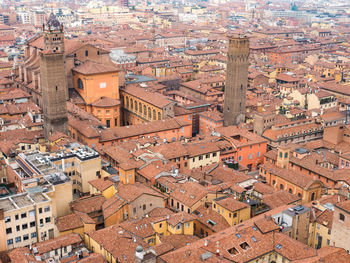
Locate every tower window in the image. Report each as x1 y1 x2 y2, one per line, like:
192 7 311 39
85 50 88 57
97 51 100 55
78 78 83 89
55 86 58 91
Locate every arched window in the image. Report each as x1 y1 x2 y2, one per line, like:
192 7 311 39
153 109 156 120
311 192 315 201
148 107 151 119
126 97 129 108
158 112 161 120
139 102 142 113
134 100 138 111
130 98 133 110
280 184 284 190
143 105 146 116
289 188 293 194
78 78 84 89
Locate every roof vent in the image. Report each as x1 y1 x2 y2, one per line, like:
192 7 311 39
200 252 212 261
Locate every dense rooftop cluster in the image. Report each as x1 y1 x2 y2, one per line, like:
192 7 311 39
0 0 349 263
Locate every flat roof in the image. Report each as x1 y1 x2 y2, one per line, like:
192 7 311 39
0 192 49 212
0 198 16 212
11 195 32 208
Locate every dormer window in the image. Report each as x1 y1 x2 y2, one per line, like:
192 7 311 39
240 242 250 250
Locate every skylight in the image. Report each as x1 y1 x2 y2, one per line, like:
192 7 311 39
207 219 216 226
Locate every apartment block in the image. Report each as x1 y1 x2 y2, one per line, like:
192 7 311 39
0 192 56 251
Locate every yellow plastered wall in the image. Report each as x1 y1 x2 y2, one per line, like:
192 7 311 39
47 182 73 218
189 151 220 169
102 185 117 199
121 90 164 125
119 168 135 185
167 221 194 235
59 226 84 237
213 202 251 226
89 184 116 199
144 234 157 246
79 157 102 193
104 204 130 227
85 235 114 263
152 220 170 236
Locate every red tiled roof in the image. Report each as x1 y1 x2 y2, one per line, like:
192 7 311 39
73 60 119 75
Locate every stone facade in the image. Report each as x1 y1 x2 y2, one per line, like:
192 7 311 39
224 35 249 126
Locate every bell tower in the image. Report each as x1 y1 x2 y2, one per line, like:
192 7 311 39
40 13 68 138
224 34 249 126
277 145 291 169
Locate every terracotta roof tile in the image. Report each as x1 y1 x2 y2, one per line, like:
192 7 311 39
91 97 120 107
99 118 190 142
123 84 173 108
73 60 119 75
262 163 320 189
33 233 82 255
215 196 249 212
117 182 165 202
194 205 230 232
88 177 114 192
262 191 301 209
86 224 150 262
336 199 350 213
56 213 84 232
70 195 106 214
102 194 127 219
169 181 208 208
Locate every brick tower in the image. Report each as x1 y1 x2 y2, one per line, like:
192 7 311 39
223 34 249 126
40 13 68 138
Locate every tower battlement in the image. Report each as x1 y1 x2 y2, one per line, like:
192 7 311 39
40 13 68 139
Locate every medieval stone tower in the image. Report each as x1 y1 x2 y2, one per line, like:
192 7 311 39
223 34 249 126
40 13 68 138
